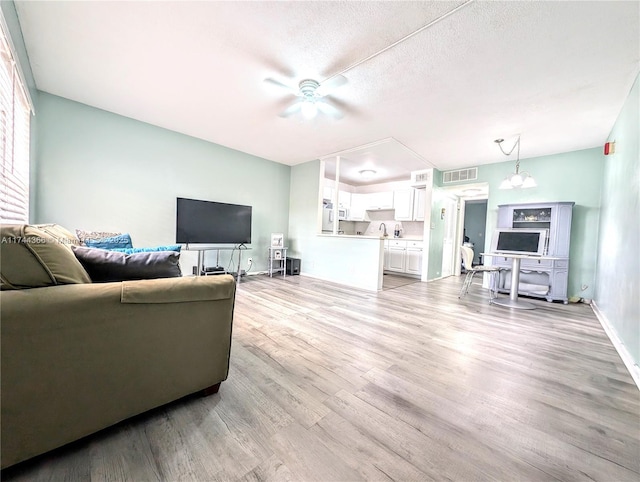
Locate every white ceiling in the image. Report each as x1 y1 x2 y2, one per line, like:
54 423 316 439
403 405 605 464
15 0 640 180
322 138 433 186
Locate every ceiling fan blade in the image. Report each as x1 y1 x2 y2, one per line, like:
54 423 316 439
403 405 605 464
264 77 298 95
278 101 302 118
316 100 344 120
317 75 348 97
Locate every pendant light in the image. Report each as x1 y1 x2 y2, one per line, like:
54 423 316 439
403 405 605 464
495 136 537 189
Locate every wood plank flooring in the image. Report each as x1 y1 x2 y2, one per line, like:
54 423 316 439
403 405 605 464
382 273 420 290
3 274 639 481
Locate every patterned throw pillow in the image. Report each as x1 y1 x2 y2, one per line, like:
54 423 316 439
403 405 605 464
75 229 122 245
108 245 181 255
84 233 133 250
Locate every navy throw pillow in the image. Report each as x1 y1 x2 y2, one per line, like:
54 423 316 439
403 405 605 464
71 246 182 282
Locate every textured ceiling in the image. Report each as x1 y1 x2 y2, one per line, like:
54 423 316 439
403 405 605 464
15 1 640 177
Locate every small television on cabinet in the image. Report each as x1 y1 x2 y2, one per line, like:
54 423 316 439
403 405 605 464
176 197 252 245
490 228 548 256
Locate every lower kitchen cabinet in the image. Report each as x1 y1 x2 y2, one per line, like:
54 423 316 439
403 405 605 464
384 240 422 276
388 245 406 271
405 244 423 275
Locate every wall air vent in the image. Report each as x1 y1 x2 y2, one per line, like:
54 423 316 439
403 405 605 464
442 167 478 184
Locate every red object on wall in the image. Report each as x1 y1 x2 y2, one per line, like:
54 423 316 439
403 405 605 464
604 141 616 155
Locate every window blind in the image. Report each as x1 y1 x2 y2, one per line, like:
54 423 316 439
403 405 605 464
0 22 30 224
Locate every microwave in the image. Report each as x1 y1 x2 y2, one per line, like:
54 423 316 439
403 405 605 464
337 208 349 220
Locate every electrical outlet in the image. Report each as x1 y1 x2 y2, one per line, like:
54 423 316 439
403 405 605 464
247 257 253 264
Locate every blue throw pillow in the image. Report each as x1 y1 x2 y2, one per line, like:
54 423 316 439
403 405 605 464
109 245 181 255
84 233 133 250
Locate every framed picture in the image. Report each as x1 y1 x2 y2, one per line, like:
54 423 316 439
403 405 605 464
271 233 283 247
274 250 282 260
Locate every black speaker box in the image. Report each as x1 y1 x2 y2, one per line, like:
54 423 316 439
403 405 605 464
286 257 301 275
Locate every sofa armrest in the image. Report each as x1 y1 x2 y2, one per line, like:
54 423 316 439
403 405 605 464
121 274 236 303
1 274 236 469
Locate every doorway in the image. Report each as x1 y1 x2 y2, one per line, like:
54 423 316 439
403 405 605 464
463 200 488 266
440 183 489 276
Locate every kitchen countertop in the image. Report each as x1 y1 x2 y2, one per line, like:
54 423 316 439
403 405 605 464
319 234 424 241
318 233 385 240
387 236 424 241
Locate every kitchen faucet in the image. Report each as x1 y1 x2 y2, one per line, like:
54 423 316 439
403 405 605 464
379 222 388 237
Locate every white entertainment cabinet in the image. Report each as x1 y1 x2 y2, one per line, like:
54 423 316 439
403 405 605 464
492 201 574 303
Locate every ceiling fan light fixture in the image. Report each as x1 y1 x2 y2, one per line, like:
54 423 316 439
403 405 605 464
301 99 318 119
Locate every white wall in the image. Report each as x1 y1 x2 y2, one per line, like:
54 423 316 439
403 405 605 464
289 160 383 291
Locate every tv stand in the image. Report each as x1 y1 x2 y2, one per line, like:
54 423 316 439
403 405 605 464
184 245 251 283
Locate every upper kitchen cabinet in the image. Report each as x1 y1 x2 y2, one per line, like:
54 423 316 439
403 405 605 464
338 190 351 209
349 193 367 221
413 189 426 221
393 188 414 220
367 191 394 210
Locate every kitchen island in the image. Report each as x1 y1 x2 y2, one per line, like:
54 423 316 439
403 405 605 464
308 233 385 291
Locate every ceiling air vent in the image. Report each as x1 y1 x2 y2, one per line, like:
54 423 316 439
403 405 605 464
442 167 478 184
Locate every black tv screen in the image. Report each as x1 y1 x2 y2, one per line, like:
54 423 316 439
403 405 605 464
496 232 540 252
176 197 252 244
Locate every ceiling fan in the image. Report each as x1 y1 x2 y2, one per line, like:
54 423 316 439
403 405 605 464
264 75 348 120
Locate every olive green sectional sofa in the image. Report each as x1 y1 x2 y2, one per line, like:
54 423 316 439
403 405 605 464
0 224 236 469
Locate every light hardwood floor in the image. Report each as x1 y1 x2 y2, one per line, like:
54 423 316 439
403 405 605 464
4 274 639 481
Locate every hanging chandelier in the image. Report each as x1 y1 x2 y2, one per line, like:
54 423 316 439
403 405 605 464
495 136 537 189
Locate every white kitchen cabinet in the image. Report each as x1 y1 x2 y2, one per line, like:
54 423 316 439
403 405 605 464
413 188 426 221
386 239 406 273
338 190 351 209
323 186 334 201
393 188 414 220
384 240 422 276
405 241 423 275
388 248 405 272
349 193 367 221
367 191 394 210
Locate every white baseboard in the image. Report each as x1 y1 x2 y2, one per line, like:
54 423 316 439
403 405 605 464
591 301 640 391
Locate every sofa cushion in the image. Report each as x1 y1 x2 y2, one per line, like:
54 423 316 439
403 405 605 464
71 246 182 282
34 224 81 246
84 233 133 250
0 224 92 290
75 229 121 245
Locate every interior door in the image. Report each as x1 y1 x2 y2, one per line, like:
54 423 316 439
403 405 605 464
441 197 458 277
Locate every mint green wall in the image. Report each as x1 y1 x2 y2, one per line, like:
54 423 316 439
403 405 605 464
442 148 604 299
595 74 639 370
35 92 290 273
2 0 39 222
427 189 446 279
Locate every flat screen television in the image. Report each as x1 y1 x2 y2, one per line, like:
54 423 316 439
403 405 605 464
176 197 252 245
490 228 547 256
